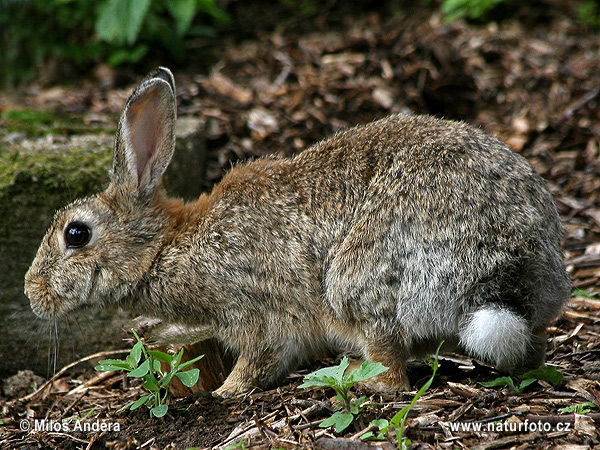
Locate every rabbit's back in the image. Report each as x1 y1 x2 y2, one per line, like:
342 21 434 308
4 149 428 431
287 114 569 352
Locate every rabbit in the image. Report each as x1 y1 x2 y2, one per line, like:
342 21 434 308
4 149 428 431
25 67 570 398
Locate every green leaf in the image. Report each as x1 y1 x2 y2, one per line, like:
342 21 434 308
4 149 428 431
479 376 516 390
143 378 160 392
95 364 130 372
176 369 200 388
163 0 196 36
559 402 597 414
128 359 150 378
160 370 177 388
390 404 411 428
95 0 151 45
152 359 163 373
148 350 173 364
521 366 563 384
130 394 153 410
131 340 143 365
298 357 349 388
116 400 136 413
370 418 389 429
173 349 185 368
177 354 204 371
97 359 129 368
346 361 388 385
516 378 537 393
320 411 354 433
390 341 442 450
151 404 168 418
350 396 367 414
361 418 389 440
298 375 338 389
572 288 597 299
126 355 138 369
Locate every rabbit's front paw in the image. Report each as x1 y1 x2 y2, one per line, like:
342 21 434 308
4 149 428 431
213 380 253 398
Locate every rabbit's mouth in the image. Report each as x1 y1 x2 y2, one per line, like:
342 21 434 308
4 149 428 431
25 275 60 319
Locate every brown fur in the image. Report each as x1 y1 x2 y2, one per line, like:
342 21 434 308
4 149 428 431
25 68 570 397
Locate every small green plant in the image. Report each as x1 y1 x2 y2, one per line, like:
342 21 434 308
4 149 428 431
299 357 388 433
559 402 598 414
441 0 507 22
361 342 442 449
223 440 248 450
577 0 600 28
572 288 598 299
96 329 203 418
480 365 563 394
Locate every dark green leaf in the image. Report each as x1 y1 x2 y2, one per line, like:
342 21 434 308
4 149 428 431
116 400 136 413
97 359 129 368
143 379 160 392
151 404 168 418
95 364 130 372
320 411 354 433
176 369 200 388
177 354 204 371
516 378 537 393
128 359 150 378
479 376 516 390
148 350 173 364
520 366 563 384
130 395 152 410
160 370 176 387
131 340 143 364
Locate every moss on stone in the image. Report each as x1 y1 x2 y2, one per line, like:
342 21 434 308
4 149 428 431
1 109 115 137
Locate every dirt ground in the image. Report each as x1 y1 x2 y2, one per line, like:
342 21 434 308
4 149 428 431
2 1 600 449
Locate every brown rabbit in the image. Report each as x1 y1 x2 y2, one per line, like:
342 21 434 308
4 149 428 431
25 68 570 397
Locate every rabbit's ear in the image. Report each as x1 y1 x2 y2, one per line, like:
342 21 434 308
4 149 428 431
112 67 176 197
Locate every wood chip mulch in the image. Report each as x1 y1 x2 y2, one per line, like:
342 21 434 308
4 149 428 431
2 2 600 449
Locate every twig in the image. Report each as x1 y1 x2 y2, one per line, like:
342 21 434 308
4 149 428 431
12 349 130 403
470 432 542 450
560 87 600 121
217 411 279 448
46 432 90 445
350 424 378 440
67 370 118 396
295 419 324 430
61 388 89 418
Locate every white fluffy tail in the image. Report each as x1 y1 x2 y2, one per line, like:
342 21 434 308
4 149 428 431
459 306 531 372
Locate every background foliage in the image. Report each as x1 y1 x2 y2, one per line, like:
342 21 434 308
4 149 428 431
0 0 597 87
0 0 228 86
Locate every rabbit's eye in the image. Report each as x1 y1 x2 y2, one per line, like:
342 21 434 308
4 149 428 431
64 222 91 248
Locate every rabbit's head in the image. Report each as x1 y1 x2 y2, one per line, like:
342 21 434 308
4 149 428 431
25 68 178 319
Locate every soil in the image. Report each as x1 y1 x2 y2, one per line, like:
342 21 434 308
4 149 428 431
2 1 600 449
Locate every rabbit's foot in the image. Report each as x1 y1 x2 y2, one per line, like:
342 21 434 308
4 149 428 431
359 370 411 394
213 381 250 398
212 353 272 398
361 336 411 393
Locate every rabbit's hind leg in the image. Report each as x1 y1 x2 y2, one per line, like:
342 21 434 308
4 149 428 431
360 333 411 392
